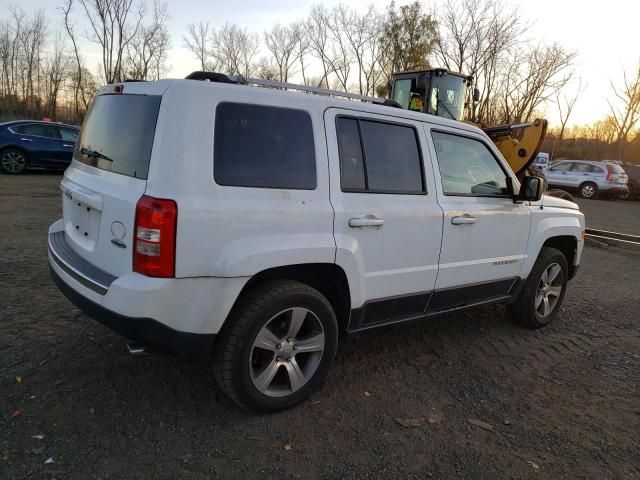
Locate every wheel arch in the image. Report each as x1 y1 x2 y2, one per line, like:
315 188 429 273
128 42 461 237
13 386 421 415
0 145 31 164
542 235 578 279
229 263 352 335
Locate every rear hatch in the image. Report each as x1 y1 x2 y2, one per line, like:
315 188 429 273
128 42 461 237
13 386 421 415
607 163 628 185
60 90 162 276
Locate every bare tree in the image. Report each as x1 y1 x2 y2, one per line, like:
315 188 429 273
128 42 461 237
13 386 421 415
61 0 84 120
43 32 70 120
212 23 258 77
499 44 576 123
125 0 170 80
183 21 216 71
609 61 640 159
556 77 583 143
79 0 144 83
306 5 337 87
434 0 526 122
264 23 301 82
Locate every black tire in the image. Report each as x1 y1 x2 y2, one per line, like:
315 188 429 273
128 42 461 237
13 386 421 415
507 247 568 329
213 280 338 412
0 148 29 174
619 184 633 200
578 181 597 199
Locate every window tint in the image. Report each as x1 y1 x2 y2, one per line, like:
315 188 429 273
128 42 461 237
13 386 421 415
431 131 509 196
550 162 572 172
336 118 365 190
360 121 424 192
573 163 593 173
58 127 78 142
336 117 425 194
77 94 161 179
19 123 59 139
214 103 316 189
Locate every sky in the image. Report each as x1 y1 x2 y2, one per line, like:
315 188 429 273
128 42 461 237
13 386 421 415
6 0 640 127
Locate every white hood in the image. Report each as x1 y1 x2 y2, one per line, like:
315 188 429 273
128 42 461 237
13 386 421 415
530 194 579 210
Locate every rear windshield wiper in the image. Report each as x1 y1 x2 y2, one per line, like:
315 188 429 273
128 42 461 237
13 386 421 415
80 147 113 163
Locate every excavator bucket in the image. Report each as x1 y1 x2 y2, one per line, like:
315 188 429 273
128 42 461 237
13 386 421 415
483 119 548 176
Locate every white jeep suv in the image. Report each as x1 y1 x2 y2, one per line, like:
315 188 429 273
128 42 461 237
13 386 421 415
49 74 585 411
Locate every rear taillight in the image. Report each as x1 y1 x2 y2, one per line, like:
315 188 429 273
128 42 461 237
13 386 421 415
606 164 614 181
133 195 177 277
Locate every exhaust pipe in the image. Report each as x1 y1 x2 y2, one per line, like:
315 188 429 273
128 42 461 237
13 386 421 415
126 342 147 357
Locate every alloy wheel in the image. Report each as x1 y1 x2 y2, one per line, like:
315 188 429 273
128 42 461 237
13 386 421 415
581 184 595 198
535 262 563 318
249 307 325 397
1 151 26 173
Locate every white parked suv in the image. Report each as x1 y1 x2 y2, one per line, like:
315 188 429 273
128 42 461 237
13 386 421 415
49 73 585 411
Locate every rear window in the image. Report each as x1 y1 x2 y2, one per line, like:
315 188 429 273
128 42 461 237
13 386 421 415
214 102 316 189
608 164 625 174
76 94 161 179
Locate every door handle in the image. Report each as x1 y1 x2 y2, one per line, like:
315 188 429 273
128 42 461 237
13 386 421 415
20 138 32 142
63 144 74 148
349 214 384 228
451 215 476 225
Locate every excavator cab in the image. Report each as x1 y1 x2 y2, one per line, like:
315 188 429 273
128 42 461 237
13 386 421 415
389 68 547 177
390 69 474 121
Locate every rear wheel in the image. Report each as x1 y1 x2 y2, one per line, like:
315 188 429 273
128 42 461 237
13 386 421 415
619 184 633 200
578 182 597 199
508 247 568 329
0 148 28 174
213 280 338 412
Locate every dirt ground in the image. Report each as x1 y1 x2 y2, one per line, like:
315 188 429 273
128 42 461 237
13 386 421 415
1 173 639 480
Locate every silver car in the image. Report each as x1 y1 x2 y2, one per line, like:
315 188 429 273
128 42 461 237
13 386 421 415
546 160 629 199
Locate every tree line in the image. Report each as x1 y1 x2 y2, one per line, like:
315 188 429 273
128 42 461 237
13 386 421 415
0 0 638 162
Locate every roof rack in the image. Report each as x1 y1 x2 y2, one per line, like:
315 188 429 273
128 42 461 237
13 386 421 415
185 71 401 108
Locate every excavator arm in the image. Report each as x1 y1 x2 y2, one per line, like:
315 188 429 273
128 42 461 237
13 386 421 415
483 118 548 177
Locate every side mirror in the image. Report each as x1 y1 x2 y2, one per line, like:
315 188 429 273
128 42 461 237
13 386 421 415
515 176 544 203
473 88 480 102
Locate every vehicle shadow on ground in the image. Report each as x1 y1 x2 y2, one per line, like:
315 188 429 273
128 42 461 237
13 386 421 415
51 303 519 423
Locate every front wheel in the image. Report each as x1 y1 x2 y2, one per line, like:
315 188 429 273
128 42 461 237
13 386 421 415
508 247 568 329
213 280 338 412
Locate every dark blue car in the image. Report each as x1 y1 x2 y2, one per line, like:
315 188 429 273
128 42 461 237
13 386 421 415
0 120 80 174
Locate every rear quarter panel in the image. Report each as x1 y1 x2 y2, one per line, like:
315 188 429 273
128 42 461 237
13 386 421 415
145 82 336 279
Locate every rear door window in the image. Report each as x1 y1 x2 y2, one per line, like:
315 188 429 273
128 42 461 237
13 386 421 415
214 102 316 189
76 94 161 179
17 124 60 139
573 163 593 173
336 117 425 194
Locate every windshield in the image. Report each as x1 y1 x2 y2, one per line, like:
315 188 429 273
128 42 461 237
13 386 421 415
75 94 161 179
392 79 412 109
427 75 466 120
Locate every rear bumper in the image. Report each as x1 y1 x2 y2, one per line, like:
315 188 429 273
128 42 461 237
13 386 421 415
48 220 249 358
50 266 215 359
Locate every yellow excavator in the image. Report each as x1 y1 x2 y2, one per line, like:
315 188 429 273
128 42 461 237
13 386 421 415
389 68 548 177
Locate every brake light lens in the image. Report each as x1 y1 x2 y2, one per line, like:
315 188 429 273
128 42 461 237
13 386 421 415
133 195 177 277
606 164 614 181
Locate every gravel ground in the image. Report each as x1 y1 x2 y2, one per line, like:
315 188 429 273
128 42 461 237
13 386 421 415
1 173 639 479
